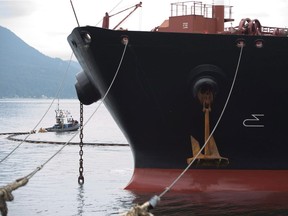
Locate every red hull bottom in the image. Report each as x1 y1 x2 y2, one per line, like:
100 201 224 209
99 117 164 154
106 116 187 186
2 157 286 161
125 168 288 192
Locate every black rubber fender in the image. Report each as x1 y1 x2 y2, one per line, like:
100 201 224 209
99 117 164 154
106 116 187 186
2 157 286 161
75 71 101 105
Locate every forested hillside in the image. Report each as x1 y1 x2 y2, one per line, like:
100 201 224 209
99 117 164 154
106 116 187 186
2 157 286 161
0 26 81 98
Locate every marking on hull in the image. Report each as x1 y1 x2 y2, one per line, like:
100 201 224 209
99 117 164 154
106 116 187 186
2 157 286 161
243 114 264 128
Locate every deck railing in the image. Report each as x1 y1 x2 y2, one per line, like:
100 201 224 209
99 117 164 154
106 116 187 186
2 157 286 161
170 1 233 20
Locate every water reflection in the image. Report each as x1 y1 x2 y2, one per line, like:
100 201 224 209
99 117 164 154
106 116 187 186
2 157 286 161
76 185 85 216
127 191 288 215
1 100 288 215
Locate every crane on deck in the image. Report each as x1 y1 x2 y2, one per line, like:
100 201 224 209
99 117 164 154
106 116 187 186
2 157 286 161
102 2 142 30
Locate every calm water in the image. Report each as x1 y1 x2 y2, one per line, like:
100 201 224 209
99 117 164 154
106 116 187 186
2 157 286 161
1 99 288 216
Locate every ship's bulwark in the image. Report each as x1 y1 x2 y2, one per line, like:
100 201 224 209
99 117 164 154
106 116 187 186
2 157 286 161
68 26 288 191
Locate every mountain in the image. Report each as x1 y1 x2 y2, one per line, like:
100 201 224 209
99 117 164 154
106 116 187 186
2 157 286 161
0 26 81 98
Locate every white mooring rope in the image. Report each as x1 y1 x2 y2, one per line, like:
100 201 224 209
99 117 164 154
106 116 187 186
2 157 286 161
0 52 74 164
19 41 128 180
0 40 128 216
122 44 244 216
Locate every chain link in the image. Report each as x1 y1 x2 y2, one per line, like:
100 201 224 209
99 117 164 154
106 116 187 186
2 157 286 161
78 102 84 185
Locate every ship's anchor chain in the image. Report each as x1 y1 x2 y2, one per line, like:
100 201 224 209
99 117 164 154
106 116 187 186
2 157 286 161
78 102 84 185
0 177 28 216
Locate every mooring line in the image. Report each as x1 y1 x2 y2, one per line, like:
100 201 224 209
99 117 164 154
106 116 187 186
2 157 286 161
23 42 128 183
1 41 128 193
122 44 244 215
0 41 128 216
159 45 244 199
0 52 74 164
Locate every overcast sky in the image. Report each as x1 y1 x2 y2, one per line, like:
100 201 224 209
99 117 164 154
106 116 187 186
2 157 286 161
1 0 288 60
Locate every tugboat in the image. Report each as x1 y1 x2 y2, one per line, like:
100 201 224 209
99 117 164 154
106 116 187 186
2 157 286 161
45 107 79 132
68 1 288 192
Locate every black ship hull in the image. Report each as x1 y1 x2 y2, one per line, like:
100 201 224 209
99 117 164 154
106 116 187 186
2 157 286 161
68 26 288 191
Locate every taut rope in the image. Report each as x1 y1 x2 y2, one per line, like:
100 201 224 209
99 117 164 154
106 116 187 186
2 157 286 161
0 52 74 164
122 44 244 216
0 41 128 216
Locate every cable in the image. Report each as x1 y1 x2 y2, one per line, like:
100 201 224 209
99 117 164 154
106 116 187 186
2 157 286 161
159 45 244 198
0 52 74 164
120 42 244 216
23 41 128 180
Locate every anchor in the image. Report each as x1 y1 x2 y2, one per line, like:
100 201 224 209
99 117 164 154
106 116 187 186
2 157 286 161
187 79 229 167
